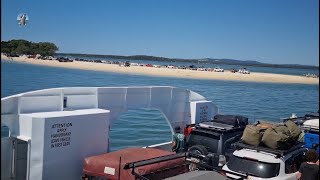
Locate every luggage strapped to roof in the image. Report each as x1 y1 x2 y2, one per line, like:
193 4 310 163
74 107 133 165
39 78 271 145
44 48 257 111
233 141 306 158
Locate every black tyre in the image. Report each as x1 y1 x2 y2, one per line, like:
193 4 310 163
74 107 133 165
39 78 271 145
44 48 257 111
188 145 208 156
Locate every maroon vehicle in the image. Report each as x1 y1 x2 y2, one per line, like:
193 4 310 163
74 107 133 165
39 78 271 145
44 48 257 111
82 147 188 180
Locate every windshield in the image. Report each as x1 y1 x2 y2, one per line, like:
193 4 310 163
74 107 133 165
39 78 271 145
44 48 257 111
227 155 280 178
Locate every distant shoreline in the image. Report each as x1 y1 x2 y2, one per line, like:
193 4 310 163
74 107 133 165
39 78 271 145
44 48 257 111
1 55 319 85
57 53 319 70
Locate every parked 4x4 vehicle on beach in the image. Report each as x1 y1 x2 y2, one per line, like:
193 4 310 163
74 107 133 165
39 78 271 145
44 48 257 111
222 142 307 180
124 61 130 67
186 115 248 167
213 67 224 72
238 68 250 74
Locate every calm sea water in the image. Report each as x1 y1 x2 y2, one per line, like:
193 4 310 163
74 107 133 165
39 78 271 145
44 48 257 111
1 60 319 151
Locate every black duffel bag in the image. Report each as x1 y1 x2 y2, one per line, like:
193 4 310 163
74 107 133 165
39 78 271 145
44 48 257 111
213 115 248 127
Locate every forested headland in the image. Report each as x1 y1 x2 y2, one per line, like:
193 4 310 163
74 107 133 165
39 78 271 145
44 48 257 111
1 39 58 56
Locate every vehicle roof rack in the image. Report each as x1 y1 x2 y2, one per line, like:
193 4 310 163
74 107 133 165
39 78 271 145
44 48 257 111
124 152 187 170
124 152 247 180
305 112 319 118
282 112 319 123
282 116 306 123
195 122 245 134
301 125 319 133
233 141 305 158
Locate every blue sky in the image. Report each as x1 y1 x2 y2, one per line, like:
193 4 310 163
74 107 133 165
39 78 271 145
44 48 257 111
2 0 319 66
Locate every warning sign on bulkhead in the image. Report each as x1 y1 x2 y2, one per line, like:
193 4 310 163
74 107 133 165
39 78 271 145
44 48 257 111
50 123 72 148
199 105 208 121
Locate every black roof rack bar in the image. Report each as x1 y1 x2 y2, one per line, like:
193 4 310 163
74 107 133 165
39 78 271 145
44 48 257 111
131 162 245 180
302 126 319 132
124 152 209 170
282 113 319 122
124 152 188 169
233 142 305 157
140 164 189 177
195 125 244 135
126 151 246 180
282 116 305 120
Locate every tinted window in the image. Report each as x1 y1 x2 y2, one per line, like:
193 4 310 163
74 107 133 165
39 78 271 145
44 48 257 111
285 153 305 174
187 131 219 153
227 155 280 178
285 158 295 174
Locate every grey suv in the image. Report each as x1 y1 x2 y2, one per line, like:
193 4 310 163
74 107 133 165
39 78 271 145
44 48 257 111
186 115 248 160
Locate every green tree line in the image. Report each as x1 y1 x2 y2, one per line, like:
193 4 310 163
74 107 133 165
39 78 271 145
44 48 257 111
1 39 59 56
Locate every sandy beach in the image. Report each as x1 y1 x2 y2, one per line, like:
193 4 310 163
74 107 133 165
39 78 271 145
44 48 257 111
1 55 318 84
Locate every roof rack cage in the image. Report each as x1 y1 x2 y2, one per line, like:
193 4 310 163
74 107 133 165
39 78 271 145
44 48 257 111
124 152 247 180
233 141 305 157
124 152 187 170
195 124 245 134
302 127 319 133
282 112 319 123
